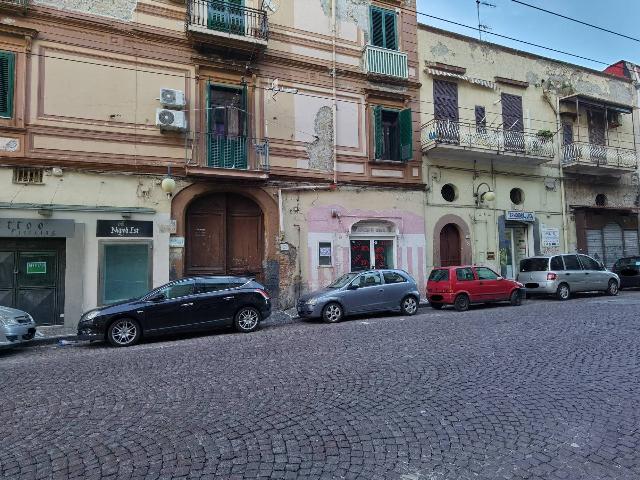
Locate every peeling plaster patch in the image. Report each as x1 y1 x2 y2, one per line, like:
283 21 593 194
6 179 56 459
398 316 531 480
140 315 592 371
306 106 334 171
526 71 540 86
320 0 369 39
431 42 451 58
33 0 136 21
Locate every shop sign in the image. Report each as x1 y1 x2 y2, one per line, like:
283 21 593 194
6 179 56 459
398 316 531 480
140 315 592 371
541 226 560 247
169 236 185 248
26 261 47 274
96 220 153 238
0 218 75 238
505 211 535 223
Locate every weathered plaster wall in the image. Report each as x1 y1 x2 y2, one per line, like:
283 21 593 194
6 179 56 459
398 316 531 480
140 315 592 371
34 0 137 21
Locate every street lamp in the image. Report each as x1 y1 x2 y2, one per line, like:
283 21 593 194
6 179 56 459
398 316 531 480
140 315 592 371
161 166 177 199
474 182 495 206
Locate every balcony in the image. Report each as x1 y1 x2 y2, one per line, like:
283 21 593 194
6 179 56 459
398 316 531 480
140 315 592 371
187 134 269 179
421 119 555 165
0 0 28 12
186 0 268 51
364 45 408 80
562 142 637 175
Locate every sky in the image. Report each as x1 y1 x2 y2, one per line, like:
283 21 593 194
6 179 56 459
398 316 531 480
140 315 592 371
416 0 640 71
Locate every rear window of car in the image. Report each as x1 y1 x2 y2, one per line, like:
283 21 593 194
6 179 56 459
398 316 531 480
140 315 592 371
615 257 640 268
383 271 407 284
520 258 549 272
428 269 449 281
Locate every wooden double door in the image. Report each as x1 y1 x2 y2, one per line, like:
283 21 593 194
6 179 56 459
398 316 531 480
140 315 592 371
186 193 263 279
440 223 461 267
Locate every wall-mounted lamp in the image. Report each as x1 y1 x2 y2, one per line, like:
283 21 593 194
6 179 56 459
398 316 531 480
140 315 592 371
474 182 496 206
161 174 176 199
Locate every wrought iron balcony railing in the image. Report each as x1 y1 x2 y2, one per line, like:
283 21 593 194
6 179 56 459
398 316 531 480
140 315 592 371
364 45 408 80
187 0 268 42
421 119 555 159
204 134 269 171
562 142 637 170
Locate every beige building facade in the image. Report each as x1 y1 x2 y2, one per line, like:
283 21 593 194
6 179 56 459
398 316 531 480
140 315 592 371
418 25 638 277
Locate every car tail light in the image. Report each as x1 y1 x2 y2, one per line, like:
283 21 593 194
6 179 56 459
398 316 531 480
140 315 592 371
256 289 270 300
547 273 557 280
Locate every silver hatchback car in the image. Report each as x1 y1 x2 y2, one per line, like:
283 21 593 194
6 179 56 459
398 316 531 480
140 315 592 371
0 306 37 345
517 254 620 300
297 269 420 323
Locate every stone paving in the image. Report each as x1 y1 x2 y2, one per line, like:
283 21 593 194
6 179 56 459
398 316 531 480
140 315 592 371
2 292 640 479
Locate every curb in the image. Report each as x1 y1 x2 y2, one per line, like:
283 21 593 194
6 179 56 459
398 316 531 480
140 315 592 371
0 334 78 351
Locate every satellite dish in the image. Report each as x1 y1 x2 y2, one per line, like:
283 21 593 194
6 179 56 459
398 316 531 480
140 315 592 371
262 0 279 14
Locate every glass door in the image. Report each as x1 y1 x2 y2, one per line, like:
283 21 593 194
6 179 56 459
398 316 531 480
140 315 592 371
101 243 151 305
350 238 395 271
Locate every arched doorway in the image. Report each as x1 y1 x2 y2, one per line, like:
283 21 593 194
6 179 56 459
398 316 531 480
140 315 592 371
186 193 264 278
440 223 461 266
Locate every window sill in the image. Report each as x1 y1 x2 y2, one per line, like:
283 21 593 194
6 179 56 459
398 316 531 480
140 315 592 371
369 159 406 165
318 265 333 268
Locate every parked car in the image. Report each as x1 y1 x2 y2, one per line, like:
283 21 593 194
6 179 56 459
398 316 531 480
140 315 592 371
77 276 271 347
297 269 420 323
0 306 37 345
426 265 524 311
611 256 640 290
517 254 619 300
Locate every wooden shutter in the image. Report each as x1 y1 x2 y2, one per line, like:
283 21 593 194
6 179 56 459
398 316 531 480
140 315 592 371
501 93 523 132
370 8 384 47
0 52 15 119
399 108 413 161
373 106 383 160
475 105 486 132
383 10 397 50
562 123 573 145
433 80 458 121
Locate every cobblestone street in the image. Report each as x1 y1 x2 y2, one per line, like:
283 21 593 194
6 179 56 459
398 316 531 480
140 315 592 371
2 292 640 480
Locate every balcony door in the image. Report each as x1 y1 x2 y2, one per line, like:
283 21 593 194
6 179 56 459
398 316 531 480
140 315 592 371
587 109 606 163
208 0 245 36
433 79 459 143
502 93 524 151
208 84 247 169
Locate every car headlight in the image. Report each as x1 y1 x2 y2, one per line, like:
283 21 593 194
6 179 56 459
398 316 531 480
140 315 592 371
82 310 101 322
0 315 19 326
306 298 318 307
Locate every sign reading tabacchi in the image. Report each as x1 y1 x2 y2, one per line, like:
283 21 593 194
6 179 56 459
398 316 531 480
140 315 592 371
96 220 153 238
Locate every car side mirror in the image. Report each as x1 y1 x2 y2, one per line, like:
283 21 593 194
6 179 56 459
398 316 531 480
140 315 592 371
497 276 504 280
148 293 165 302
347 284 359 290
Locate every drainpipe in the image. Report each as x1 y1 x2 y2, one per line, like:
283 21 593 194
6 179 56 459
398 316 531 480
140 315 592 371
331 0 338 185
556 95 570 252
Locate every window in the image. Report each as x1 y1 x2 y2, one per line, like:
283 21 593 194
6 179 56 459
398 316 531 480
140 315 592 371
441 184 457 202
578 255 601 271
383 271 406 284
595 194 607 207
373 106 412 161
350 238 395 271
197 277 232 293
351 271 382 288
510 188 524 205
562 255 582 271
208 83 247 169
550 256 564 271
0 51 14 119
370 6 397 50
476 267 499 280
100 243 151 305
428 269 449 281
456 267 474 281
520 258 550 272
157 280 195 299
475 105 486 133
13 168 44 185
318 242 332 266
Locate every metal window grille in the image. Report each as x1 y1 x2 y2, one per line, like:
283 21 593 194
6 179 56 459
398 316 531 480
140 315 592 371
13 167 44 184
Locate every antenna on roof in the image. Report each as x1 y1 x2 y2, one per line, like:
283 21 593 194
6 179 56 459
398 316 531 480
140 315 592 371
476 0 496 41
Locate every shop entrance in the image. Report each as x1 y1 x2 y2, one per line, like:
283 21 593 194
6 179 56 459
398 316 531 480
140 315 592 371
186 193 264 279
504 224 529 278
0 239 66 325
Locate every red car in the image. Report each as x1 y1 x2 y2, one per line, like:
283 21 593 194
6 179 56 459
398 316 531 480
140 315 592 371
426 265 525 311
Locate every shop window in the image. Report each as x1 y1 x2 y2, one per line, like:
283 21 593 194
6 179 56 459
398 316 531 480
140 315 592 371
350 238 395 271
369 6 397 50
595 194 607 207
373 106 413 161
0 51 14 119
318 242 332 266
510 188 524 205
100 243 151 304
441 184 457 202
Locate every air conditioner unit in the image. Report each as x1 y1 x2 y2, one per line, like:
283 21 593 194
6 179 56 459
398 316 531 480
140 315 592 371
159 88 186 109
156 108 187 131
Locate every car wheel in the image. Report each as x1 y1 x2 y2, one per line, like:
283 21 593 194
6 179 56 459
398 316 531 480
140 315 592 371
234 307 261 333
400 295 418 316
556 283 570 301
322 302 343 323
606 279 619 296
107 318 141 347
510 290 523 306
454 294 470 312
430 302 444 310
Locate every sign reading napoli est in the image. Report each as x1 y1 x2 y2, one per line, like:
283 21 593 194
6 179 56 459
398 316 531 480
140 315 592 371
96 220 153 238
505 211 536 222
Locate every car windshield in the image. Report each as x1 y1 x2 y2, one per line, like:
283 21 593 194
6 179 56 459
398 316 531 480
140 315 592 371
520 258 549 272
327 273 360 288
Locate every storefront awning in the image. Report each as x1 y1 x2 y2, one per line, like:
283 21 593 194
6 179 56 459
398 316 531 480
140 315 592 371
425 68 497 90
560 94 633 114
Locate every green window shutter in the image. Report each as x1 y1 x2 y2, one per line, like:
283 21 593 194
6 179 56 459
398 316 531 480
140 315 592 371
0 51 15 119
241 82 247 137
399 108 413 161
383 10 397 50
370 8 384 47
373 106 383 160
